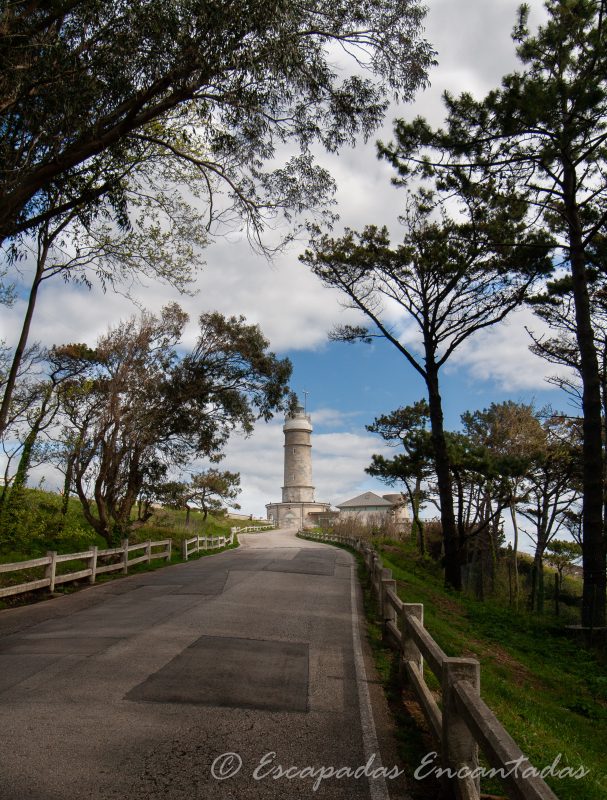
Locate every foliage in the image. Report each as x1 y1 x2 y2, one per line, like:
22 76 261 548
55 305 292 545
379 0 607 626
0 163 212 437
0 489 102 559
303 181 551 591
0 0 435 246
154 469 241 523
366 401 433 555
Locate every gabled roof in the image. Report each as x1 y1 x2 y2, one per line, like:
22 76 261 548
337 491 393 509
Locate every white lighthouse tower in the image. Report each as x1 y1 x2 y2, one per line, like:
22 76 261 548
266 400 331 529
282 403 314 503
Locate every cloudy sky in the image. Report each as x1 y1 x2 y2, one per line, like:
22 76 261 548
3 0 566 537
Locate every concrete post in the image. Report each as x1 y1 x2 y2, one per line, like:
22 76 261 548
182 538 188 561
166 539 172 563
401 603 423 683
89 545 98 584
122 539 129 574
45 551 57 593
146 540 152 564
442 658 481 799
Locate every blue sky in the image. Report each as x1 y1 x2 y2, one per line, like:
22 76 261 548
287 339 561 437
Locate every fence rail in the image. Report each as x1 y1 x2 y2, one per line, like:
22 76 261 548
180 523 275 560
300 530 559 800
1 521 279 599
0 525 257 600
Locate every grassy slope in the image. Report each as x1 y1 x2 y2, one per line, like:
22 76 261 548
365 539 607 800
0 488 255 607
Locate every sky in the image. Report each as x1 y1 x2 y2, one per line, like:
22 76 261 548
1 0 568 544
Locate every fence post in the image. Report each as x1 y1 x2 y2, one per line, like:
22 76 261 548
89 545 98 584
381 568 397 637
196 534 200 554
401 604 423 683
182 538 189 561
369 552 378 591
442 658 481 799
373 557 383 607
146 540 152 564
45 550 57 593
166 539 172 563
122 538 129 574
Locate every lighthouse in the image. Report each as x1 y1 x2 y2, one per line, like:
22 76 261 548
282 403 314 503
266 401 331 529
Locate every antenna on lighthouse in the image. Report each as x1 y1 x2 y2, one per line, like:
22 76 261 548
303 390 309 413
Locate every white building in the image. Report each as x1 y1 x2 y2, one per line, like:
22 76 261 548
336 491 410 530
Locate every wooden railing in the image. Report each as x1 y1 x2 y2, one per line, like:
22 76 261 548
0 537 172 600
237 524 277 533
1 522 278 599
300 530 559 800
181 523 274 560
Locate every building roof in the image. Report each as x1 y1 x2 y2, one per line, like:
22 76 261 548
382 494 406 505
337 491 394 509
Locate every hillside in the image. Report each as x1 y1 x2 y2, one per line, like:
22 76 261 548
361 539 606 800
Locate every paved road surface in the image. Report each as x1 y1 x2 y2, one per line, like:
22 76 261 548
0 528 408 799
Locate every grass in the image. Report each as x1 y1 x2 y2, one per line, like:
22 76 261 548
302 534 607 800
0 488 255 608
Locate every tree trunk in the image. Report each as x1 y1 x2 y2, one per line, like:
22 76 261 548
529 550 546 614
529 563 537 613
425 364 461 590
509 499 520 608
5 384 52 495
563 164 606 627
0 246 47 436
61 458 73 518
411 476 425 555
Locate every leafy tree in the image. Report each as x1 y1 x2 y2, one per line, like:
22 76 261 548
461 401 546 605
303 185 551 590
0 0 434 246
150 471 241 525
545 538 583 615
380 0 607 625
366 401 433 554
519 416 582 613
184 469 241 523
528 282 607 560
0 163 211 437
57 305 292 545
0 341 94 543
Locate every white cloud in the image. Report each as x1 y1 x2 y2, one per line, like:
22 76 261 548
2 238 365 356
308 407 363 429
448 306 573 391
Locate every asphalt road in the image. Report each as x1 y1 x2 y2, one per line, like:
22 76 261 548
0 528 409 800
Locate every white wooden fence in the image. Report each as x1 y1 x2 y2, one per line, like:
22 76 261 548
301 530 559 800
0 537 172 600
181 523 275 559
1 522 278 600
